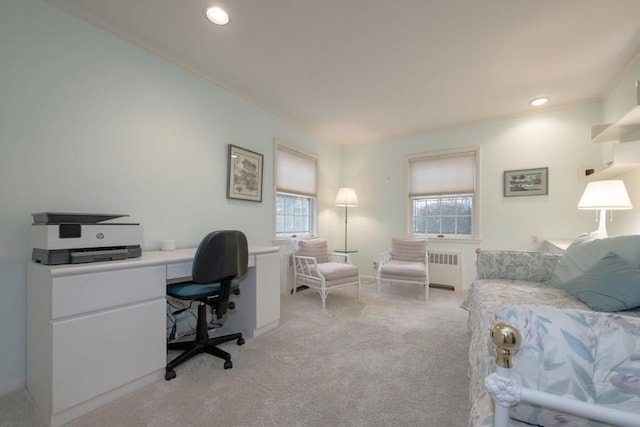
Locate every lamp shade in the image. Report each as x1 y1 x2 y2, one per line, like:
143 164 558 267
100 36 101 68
335 187 359 206
577 180 632 210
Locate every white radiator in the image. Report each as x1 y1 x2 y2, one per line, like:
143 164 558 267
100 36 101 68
427 251 462 290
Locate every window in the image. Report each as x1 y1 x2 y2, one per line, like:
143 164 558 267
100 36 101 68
275 143 317 239
408 147 479 239
276 193 312 236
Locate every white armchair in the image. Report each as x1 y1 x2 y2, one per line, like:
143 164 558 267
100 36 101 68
293 238 361 309
377 237 429 300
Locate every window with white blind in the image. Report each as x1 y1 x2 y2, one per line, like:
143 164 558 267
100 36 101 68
275 143 317 239
408 147 479 239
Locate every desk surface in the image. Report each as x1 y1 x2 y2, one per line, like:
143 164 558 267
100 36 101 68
39 246 279 277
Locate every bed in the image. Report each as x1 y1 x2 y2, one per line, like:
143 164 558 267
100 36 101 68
462 235 640 427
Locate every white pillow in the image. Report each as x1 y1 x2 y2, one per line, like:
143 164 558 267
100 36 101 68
547 233 640 286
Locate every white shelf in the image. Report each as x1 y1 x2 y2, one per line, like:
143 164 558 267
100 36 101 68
591 81 640 143
584 140 640 180
581 162 639 181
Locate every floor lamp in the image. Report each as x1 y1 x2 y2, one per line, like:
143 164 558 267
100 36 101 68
335 187 359 253
577 180 632 238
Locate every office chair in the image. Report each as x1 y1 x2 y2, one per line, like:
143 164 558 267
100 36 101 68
165 230 248 381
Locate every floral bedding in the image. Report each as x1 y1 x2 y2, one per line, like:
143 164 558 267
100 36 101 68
461 250 640 427
497 305 640 426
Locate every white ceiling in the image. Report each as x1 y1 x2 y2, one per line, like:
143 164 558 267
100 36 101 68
47 0 640 144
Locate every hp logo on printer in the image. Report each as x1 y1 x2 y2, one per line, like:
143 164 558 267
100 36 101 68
96 233 104 239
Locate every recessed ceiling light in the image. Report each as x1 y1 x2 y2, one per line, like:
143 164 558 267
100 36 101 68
529 97 549 107
206 6 229 26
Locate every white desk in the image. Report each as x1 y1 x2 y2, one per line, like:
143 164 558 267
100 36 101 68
27 246 280 427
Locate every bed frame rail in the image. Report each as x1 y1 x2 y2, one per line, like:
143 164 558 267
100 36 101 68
486 322 639 427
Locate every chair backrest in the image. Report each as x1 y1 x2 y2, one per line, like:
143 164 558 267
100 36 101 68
390 237 427 262
191 230 249 284
296 238 330 263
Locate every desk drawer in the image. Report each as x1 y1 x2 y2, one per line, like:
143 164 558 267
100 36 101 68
52 266 166 319
51 299 166 413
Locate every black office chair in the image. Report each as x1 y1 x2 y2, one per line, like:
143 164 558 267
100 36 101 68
165 230 248 381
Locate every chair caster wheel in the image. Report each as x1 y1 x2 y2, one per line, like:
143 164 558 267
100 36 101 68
165 369 176 381
224 360 233 369
237 337 245 346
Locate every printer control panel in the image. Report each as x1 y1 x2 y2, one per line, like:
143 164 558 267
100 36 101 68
59 223 81 239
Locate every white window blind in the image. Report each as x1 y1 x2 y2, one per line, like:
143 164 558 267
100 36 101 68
409 151 476 197
276 146 317 196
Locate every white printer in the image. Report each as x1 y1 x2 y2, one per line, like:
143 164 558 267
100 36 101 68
31 212 143 265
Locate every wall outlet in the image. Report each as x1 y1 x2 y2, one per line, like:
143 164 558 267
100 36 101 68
373 261 378 269
530 234 539 245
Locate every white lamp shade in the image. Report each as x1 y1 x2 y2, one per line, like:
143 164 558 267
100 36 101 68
577 180 632 210
335 187 359 206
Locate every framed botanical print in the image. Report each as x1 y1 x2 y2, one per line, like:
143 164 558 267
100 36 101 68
227 144 263 202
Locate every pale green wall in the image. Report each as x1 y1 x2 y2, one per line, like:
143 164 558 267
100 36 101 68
338 105 605 286
336 56 640 288
2 0 639 396
0 0 340 391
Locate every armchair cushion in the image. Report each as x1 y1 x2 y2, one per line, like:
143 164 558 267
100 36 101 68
297 238 330 263
379 260 426 279
390 237 427 262
315 262 359 281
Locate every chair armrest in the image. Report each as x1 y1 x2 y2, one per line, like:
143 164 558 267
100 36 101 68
293 255 323 278
476 249 562 282
378 251 391 265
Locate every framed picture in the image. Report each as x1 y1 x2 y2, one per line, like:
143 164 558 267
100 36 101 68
504 167 548 197
227 144 263 202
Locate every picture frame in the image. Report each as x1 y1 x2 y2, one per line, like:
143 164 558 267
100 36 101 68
503 167 548 197
226 144 263 202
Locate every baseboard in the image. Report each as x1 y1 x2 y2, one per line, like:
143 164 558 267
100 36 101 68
364 275 456 291
0 377 26 397
429 283 456 291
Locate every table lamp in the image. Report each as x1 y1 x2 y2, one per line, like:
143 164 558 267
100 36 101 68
335 187 359 253
577 180 632 238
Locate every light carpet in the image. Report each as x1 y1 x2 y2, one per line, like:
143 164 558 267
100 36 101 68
1 284 470 427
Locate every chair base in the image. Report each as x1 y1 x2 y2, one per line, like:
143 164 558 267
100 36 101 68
298 281 361 310
165 303 244 380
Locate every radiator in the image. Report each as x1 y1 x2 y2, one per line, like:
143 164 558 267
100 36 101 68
427 251 462 290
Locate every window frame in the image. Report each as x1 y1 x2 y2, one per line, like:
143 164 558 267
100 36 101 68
410 194 474 238
273 141 318 241
407 146 481 241
275 191 316 239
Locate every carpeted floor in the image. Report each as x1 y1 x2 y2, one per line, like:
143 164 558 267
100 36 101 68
0 283 470 427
